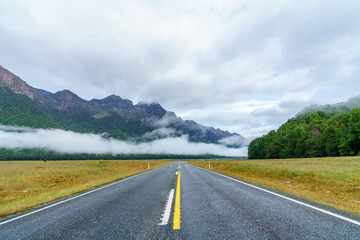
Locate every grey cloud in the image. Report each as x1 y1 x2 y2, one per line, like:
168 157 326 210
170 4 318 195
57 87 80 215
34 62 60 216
278 94 313 110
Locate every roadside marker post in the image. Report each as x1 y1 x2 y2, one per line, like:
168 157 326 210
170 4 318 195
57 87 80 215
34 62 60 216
209 161 210 169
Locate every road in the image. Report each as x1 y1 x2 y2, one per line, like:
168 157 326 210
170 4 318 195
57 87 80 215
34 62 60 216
1 162 359 239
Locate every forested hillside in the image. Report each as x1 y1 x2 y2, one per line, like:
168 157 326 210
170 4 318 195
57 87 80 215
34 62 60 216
248 98 360 159
0 87 59 128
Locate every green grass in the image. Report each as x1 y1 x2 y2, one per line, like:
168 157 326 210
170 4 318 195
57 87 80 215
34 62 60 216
190 156 360 216
0 160 171 217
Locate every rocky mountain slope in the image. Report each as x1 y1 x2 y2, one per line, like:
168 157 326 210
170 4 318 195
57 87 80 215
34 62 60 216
0 65 246 148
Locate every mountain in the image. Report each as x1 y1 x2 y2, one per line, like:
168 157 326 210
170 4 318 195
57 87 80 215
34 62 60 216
0 65 38 99
0 65 246 148
248 98 360 159
0 87 59 128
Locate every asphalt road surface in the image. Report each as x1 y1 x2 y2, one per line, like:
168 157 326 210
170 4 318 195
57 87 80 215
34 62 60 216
1 162 360 239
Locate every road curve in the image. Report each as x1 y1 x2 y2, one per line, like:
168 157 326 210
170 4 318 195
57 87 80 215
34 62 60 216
1 162 359 239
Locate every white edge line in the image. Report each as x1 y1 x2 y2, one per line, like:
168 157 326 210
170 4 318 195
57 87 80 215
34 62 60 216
0 165 168 226
158 189 175 226
192 165 360 227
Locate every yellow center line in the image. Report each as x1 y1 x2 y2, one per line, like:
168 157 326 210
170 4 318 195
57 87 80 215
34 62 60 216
173 170 181 230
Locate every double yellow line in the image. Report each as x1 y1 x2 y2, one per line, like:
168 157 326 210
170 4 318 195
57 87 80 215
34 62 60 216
173 166 181 230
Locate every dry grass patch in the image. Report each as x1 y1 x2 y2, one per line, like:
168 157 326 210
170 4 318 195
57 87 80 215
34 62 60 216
0 160 171 217
190 157 360 216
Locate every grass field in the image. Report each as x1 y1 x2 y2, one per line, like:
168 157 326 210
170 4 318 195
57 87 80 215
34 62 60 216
190 156 360 216
2 158 359 219
0 160 171 217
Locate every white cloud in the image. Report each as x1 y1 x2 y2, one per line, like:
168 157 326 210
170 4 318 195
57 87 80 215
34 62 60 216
218 135 247 147
0 0 359 140
140 128 177 140
177 93 319 139
0 125 247 157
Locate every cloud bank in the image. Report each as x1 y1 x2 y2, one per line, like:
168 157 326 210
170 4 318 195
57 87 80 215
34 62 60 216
0 125 247 157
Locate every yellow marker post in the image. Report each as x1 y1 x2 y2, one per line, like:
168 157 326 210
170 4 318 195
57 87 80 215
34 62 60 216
173 171 181 230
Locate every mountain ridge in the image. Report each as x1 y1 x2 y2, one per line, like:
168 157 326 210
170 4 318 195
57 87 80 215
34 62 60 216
0 65 246 148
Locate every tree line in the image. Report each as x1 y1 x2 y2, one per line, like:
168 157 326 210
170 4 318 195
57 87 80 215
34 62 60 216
0 148 223 161
248 108 360 159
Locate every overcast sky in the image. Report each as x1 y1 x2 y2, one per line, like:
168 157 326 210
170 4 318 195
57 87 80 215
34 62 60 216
1 0 360 139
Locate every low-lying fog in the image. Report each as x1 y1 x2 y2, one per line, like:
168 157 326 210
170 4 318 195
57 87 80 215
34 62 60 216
0 125 247 157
